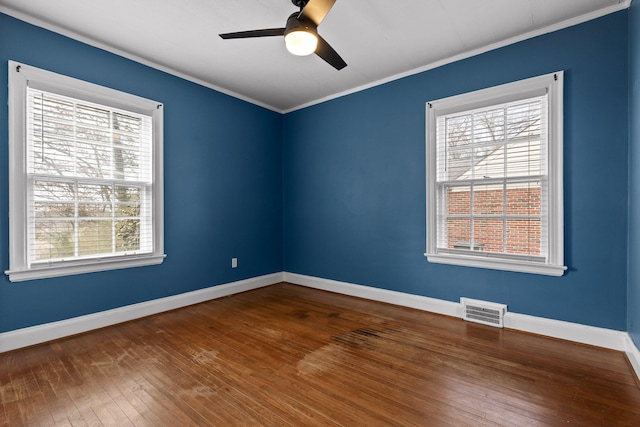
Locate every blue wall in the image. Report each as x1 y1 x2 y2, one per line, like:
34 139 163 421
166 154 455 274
0 10 635 336
0 13 283 332
283 11 630 331
628 1 640 347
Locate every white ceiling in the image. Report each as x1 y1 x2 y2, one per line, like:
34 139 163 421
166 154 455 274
0 0 630 112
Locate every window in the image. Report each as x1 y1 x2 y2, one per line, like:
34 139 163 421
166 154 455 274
5 61 165 282
425 72 566 276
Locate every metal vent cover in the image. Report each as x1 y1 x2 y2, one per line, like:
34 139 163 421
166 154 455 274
461 298 507 328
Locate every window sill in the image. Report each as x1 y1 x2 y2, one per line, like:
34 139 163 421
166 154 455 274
4 254 167 282
424 252 566 277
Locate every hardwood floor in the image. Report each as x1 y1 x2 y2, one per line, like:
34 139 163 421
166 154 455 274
1 282 639 426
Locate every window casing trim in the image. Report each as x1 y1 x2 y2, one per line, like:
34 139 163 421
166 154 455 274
5 61 165 282
425 72 566 276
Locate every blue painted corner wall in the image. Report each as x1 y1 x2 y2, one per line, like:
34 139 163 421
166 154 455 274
0 13 283 332
283 11 630 331
0 8 637 338
628 1 640 348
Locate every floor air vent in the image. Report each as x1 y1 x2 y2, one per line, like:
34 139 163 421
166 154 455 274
461 298 507 328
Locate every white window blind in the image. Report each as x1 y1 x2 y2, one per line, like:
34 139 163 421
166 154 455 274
6 61 165 282
26 88 153 264
425 72 566 276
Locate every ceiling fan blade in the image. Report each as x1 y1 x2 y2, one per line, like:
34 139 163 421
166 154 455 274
299 0 336 26
219 28 285 39
315 35 346 70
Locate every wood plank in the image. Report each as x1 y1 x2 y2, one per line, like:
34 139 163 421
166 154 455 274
0 282 639 426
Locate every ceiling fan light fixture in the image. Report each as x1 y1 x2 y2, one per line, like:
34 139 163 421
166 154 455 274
219 2 347 70
285 30 318 56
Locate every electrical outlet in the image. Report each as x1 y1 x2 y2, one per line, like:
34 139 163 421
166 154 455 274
232 258 238 268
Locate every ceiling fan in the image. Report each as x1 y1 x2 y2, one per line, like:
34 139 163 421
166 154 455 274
219 0 347 70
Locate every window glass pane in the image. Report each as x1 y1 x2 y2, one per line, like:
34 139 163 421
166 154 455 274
474 108 504 143
113 147 140 180
472 146 505 180
33 181 77 219
506 219 541 256
78 184 112 219
76 126 110 144
473 184 503 215
447 218 470 250
113 112 142 134
78 183 111 202
76 104 109 128
446 186 470 216
34 180 75 201
116 219 141 252
37 93 74 122
114 132 140 148
76 142 111 179
446 148 473 181
31 136 75 176
34 220 75 260
473 218 503 252
115 186 140 203
41 118 74 138
507 101 541 139
446 114 473 148
506 182 541 216
78 204 112 218
35 202 74 218
78 220 113 256
442 115 473 181
506 140 541 178
115 204 139 218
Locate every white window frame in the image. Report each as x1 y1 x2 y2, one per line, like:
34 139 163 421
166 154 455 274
425 72 566 277
5 61 165 282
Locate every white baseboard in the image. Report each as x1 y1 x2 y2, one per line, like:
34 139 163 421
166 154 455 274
503 312 629 351
283 272 461 318
0 272 283 353
626 335 640 382
283 272 632 352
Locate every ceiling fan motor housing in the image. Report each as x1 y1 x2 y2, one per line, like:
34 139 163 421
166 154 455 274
285 12 317 37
